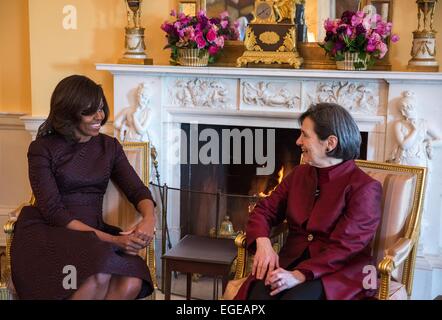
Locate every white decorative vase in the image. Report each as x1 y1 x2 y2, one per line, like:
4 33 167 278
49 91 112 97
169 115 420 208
178 48 209 67
336 52 368 71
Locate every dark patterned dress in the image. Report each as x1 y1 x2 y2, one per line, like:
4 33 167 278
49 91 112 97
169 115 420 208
11 133 155 300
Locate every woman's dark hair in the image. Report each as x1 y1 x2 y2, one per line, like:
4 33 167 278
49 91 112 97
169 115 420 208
37 75 109 141
300 103 361 160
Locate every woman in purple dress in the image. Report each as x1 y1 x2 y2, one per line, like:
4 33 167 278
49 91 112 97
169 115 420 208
11 75 156 300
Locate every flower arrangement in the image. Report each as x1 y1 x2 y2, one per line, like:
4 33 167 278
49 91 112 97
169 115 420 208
320 10 399 69
161 10 240 65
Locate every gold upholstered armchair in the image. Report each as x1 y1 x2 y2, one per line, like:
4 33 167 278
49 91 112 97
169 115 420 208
227 160 427 300
0 142 158 300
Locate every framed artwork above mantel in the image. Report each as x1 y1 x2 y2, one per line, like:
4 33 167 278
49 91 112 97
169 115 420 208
177 0 206 16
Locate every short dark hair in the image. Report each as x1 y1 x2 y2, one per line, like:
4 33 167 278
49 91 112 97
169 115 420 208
37 75 109 141
299 103 361 160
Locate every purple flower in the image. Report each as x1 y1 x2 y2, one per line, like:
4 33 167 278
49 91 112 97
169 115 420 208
356 24 366 35
170 9 177 17
320 9 397 61
161 22 174 34
337 25 347 34
391 34 400 43
162 9 241 62
341 11 355 24
334 40 345 51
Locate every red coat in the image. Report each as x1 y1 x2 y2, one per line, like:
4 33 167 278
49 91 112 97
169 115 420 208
234 160 382 300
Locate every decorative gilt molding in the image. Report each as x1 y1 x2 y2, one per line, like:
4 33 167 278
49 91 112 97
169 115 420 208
169 78 231 109
306 81 380 115
242 81 300 109
244 27 263 51
237 51 302 68
277 27 295 52
259 31 280 45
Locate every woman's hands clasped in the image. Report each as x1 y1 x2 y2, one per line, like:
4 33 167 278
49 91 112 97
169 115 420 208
114 218 155 256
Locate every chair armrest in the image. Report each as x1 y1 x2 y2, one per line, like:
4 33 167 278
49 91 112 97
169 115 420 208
232 222 288 280
384 237 413 268
233 232 247 279
1 217 17 299
377 237 413 300
4 217 17 236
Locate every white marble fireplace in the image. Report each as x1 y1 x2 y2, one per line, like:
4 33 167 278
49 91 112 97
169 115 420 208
96 64 442 299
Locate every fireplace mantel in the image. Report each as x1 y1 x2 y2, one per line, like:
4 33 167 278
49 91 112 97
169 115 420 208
97 64 442 82
96 64 442 299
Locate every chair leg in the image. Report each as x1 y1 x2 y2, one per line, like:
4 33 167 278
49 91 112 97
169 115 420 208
186 273 192 300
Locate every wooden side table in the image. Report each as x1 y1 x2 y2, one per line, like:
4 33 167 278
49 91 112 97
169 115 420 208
162 234 237 300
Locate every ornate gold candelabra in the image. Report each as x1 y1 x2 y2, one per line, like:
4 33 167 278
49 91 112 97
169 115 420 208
408 0 439 72
119 0 153 65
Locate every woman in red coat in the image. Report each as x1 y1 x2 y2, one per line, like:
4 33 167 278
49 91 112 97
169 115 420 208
235 103 382 300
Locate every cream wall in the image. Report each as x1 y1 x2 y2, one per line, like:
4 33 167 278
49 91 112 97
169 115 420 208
27 0 174 117
0 0 31 114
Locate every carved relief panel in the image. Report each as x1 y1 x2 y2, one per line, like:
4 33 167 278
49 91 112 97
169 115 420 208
240 79 301 110
166 78 236 109
303 80 383 115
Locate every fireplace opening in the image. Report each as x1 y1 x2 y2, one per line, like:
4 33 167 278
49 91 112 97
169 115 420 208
179 123 368 238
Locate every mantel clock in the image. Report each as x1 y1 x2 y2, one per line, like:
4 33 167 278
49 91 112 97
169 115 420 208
237 0 303 68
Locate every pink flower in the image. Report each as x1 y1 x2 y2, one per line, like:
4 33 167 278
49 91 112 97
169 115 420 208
391 34 400 43
351 15 363 27
324 18 338 33
214 36 225 48
183 26 195 41
195 33 206 49
377 41 388 58
206 28 217 43
208 45 219 56
375 21 390 38
221 20 229 29
366 43 376 52
178 12 186 20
